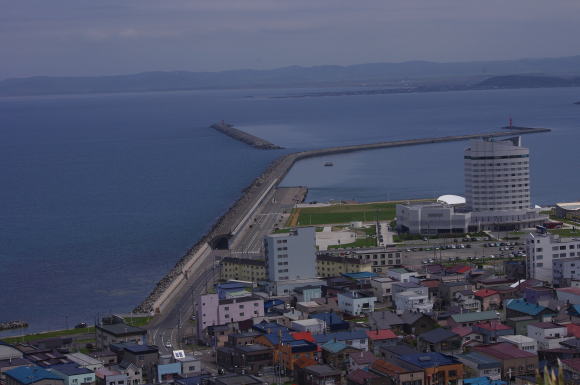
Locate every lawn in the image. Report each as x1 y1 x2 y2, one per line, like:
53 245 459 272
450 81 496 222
2 327 96 344
549 228 580 237
123 316 153 327
293 202 399 226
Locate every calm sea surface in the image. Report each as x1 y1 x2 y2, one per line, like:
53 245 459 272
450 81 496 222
1 86 579 334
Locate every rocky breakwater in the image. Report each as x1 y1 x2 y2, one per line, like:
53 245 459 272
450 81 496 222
135 124 551 314
211 122 283 150
134 152 298 313
0 320 28 331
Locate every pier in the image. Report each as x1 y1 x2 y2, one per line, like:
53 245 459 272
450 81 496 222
136 125 550 317
211 121 283 150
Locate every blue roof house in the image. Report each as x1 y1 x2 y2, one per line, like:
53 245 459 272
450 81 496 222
48 364 95 385
5 366 64 385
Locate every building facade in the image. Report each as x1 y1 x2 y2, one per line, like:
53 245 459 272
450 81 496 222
526 231 580 282
265 227 317 282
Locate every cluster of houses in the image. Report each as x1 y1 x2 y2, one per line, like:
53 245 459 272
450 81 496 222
0 316 202 385
191 254 580 385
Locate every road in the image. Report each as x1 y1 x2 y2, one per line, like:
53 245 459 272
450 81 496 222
147 187 306 354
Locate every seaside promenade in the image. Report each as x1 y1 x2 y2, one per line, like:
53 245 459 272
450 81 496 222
142 123 550 351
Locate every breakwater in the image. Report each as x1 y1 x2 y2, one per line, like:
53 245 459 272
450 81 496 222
211 121 283 150
135 125 550 313
0 320 28 331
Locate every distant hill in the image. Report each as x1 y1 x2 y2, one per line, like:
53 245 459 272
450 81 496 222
476 74 580 88
2 55 580 96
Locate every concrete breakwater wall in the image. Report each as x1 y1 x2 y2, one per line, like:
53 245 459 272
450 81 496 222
211 122 283 150
135 125 550 313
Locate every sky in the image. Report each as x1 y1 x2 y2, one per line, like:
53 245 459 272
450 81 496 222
2 0 580 79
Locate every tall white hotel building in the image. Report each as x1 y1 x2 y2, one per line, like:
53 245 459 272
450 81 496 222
465 136 545 231
397 136 546 234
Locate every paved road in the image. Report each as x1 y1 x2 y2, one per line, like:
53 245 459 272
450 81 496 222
147 187 306 354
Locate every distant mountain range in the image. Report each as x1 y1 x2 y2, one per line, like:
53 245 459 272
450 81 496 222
2 55 580 97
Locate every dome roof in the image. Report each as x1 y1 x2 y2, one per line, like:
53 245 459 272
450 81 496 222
437 195 466 205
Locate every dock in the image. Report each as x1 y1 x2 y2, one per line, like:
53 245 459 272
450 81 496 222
211 121 283 150
136 125 550 316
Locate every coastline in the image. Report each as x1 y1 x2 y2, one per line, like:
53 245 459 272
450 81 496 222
135 125 551 314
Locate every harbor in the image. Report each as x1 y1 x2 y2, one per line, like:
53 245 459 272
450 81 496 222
137 124 551 315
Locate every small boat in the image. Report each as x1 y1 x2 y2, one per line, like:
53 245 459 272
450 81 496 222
324 161 334 167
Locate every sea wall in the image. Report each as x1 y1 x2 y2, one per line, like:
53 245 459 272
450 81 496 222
135 125 550 313
211 122 283 150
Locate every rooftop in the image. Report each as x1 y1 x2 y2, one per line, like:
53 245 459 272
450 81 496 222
458 352 502 369
529 322 565 330
5 366 63 385
474 289 499 298
303 364 341 377
349 351 376 365
398 352 460 368
557 287 580 296
366 329 398 341
371 359 412 375
96 323 146 337
473 321 512 332
419 328 459 344
341 272 377 280
505 299 551 316
474 342 537 360
450 311 499 323
50 364 93 376
346 369 380 384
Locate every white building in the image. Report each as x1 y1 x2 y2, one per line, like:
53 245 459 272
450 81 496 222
498 335 538 353
553 258 580 287
393 291 433 315
454 290 481 313
397 137 546 235
527 322 570 350
337 291 377 316
370 277 395 303
265 227 317 282
387 268 418 283
526 230 580 283
291 318 327 334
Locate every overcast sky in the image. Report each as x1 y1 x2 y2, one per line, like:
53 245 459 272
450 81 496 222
2 0 580 79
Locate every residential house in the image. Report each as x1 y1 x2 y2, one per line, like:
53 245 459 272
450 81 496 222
226 331 263 347
370 277 396 305
321 341 360 370
317 254 372 278
175 354 201 378
313 330 368 351
291 319 326 335
451 326 483 348
277 340 319 373
219 257 266 282
497 335 537 353
5 366 64 385
447 311 500 328
337 291 377 316
471 322 514 344
95 323 147 351
454 290 481 313
346 369 382 385
94 368 127 385
400 312 439 335
557 287 580 305
197 294 264 343
348 351 376 372
388 268 418 283
48 364 95 385
526 322 570 350
377 344 417 361
393 291 433 315
370 359 425 385
561 358 580 384
309 313 349 332
417 328 462 354
457 352 502 381
523 286 555 305
368 311 405 333
109 343 158 382
439 281 475 306
65 354 103 372
473 343 538 380
503 316 537 336
392 352 464 385
110 362 141 385
297 364 342 385
365 330 398 355
217 344 273 375
474 289 502 311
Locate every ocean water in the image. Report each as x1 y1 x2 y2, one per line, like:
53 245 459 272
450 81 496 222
1 86 579 335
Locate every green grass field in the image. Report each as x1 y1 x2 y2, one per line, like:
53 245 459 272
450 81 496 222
549 228 580 237
123 316 152 327
1 327 96 344
294 202 398 226
328 237 377 249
